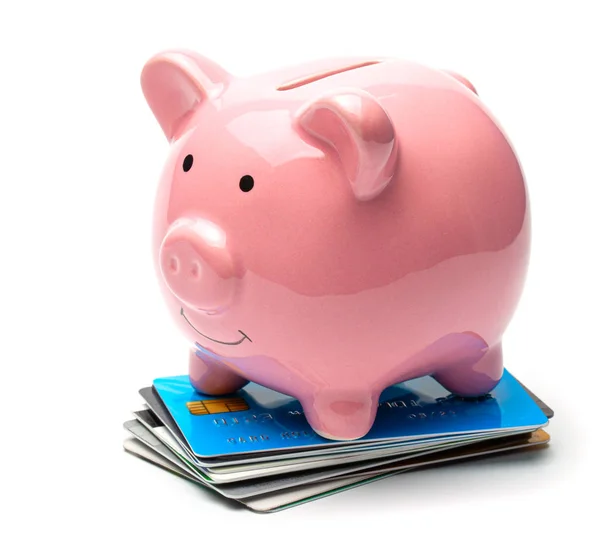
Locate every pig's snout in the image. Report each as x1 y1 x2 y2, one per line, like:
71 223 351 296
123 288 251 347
159 219 236 312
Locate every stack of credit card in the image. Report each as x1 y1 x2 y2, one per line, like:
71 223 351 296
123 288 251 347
123 369 552 512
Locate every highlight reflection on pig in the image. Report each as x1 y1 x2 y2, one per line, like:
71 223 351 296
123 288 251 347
141 51 529 440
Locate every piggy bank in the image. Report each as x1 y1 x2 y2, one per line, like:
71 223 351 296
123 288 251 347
141 51 529 440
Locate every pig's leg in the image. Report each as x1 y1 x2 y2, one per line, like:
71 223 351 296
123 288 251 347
302 389 380 441
433 343 503 397
188 349 248 395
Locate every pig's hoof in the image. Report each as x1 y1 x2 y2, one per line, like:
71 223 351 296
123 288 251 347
433 344 503 397
303 390 379 441
189 349 248 395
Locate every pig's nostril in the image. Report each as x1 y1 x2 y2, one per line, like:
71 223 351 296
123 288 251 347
190 261 202 280
168 256 179 274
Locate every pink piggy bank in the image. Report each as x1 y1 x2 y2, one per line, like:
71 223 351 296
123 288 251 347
141 51 529 440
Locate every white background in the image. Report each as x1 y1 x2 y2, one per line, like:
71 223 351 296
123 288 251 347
1 1 598 549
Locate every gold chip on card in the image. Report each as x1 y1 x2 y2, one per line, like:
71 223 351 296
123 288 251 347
185 397 250 415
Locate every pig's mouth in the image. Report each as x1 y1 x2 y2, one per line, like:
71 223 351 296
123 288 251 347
180 308 252 345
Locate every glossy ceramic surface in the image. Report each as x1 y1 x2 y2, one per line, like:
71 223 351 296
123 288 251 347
141 50 530 440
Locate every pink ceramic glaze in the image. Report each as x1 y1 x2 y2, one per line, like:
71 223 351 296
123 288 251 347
141 50 530 441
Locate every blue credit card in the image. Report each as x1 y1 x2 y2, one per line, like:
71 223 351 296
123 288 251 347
153 369 548 458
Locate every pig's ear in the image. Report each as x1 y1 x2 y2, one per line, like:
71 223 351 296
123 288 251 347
295 90 398 201
442 70 478 95
141 50 231 141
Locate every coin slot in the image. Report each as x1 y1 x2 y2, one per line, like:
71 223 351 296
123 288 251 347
277 60 381 91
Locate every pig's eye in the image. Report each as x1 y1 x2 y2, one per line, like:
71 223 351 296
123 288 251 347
182 154 194 172
239 175 254 192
